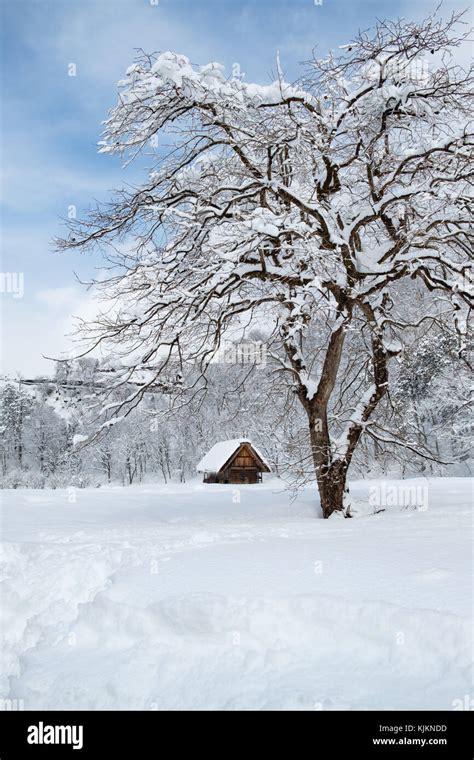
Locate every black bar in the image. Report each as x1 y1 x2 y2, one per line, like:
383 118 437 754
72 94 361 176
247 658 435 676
0 710 472 757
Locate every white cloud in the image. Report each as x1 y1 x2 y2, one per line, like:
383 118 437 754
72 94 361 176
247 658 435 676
0 284 99 377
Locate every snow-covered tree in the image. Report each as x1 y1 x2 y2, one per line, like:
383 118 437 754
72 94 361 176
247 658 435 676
0 384 33 473
58 12 472 516
390 326 472 474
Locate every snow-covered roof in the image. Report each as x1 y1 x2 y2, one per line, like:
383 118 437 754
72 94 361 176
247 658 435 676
196 439 270 473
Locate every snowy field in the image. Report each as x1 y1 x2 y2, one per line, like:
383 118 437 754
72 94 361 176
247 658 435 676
1 477 472 711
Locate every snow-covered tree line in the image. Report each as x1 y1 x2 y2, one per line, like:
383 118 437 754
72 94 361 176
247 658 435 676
51 11 472 513
1 320 470 489
0 356 294 487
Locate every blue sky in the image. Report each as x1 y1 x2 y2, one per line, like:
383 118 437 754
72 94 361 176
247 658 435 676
0 0 468 375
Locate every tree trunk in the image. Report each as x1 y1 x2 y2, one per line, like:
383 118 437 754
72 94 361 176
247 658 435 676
317 470 346 518
308 412 346 518
310 427 346 517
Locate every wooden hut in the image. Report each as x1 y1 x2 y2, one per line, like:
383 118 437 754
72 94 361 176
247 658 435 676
197 439 271 484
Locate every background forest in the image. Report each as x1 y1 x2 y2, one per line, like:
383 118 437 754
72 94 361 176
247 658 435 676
1 321 470 489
